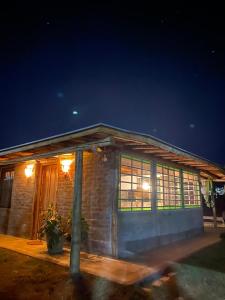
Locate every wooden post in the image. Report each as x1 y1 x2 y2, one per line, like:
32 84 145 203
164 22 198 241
212 193 217 229
70 149 83 276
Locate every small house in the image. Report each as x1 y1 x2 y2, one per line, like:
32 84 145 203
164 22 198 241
0 124 224 257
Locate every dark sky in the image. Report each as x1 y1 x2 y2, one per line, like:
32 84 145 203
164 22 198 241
1 3 225 165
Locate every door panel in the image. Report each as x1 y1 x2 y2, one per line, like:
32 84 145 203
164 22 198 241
35 164 58 238
39 164 57 213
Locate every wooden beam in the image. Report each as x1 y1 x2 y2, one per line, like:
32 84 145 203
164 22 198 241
0 126 106 157
0 137 114 165
143 150 167 154
70 149 83 276
114 136 146 145
131 146 158 150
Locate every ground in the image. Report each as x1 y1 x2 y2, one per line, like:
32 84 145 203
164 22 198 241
1 239 225 299
0 248 148 300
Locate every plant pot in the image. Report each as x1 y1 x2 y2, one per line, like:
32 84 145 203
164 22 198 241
46 233 64 255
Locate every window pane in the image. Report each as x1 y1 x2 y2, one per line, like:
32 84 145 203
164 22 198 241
132 160 142 169
183 171 201 207
156 164 182 210
121 157 131 166
121 165 132 175
121 174 132 182
119 155 152 211
121 182 131 190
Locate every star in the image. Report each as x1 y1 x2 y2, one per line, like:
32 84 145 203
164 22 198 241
189 124 195 129
72 110 79 116
57 92 64 98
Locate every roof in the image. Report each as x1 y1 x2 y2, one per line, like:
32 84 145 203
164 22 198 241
0 123 225 180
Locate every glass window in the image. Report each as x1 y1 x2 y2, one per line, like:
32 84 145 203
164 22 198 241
0 167 14 208
119 155 152 211
156 164 182 210
183 171 201 207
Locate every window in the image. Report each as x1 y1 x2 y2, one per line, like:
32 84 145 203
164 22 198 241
156 164 182 209
119 155 152 211
183 171 201 207
0 167 14 208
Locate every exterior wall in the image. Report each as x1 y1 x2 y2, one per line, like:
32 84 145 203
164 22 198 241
0 148 204 258
117 151 204 257
82 151 117 256
118 208 203 257
55 150 117 256
0 150 117 257
55 160 75 219
0 163 36 238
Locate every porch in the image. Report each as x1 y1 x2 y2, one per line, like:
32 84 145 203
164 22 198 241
0 234 153 285
0 229 222 285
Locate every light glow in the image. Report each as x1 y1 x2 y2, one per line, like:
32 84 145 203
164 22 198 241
142 181 150 191
61 159 73 173
25 164 34 178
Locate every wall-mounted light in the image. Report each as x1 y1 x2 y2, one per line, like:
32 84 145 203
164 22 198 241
60 159 73 173
25 164 34 178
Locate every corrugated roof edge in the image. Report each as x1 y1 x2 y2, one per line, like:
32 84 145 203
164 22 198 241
0 122 224 172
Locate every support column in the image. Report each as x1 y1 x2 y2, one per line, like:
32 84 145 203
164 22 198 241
212 192 217 229
70 149 83 276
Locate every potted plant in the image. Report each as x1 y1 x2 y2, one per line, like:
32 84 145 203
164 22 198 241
39 204 65 255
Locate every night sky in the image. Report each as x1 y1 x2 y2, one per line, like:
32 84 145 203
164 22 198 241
1 3 225 165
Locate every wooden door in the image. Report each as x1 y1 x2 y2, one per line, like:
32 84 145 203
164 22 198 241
35 164 58 237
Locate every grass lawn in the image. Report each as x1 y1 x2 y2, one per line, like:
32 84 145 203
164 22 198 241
0 248 149 300
143 238 225 300
1 239 225 299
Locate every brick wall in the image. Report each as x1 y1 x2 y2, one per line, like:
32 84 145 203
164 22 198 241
56 160 75 219
55 150 117 256
82 150 117 256
0 150 117 257
0 163 36 238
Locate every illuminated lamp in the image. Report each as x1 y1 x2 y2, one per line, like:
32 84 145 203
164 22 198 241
25 164 34 178
61 159 73 173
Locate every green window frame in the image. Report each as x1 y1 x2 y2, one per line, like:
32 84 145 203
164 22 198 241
118 155 152 211
156 163 182 210
183 171 201 207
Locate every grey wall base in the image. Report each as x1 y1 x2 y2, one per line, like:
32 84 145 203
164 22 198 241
118 208 203 258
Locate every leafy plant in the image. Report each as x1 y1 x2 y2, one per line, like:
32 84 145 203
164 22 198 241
201 179 214 208
39 205 89 250
65 210 89 243
39 204 65 249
